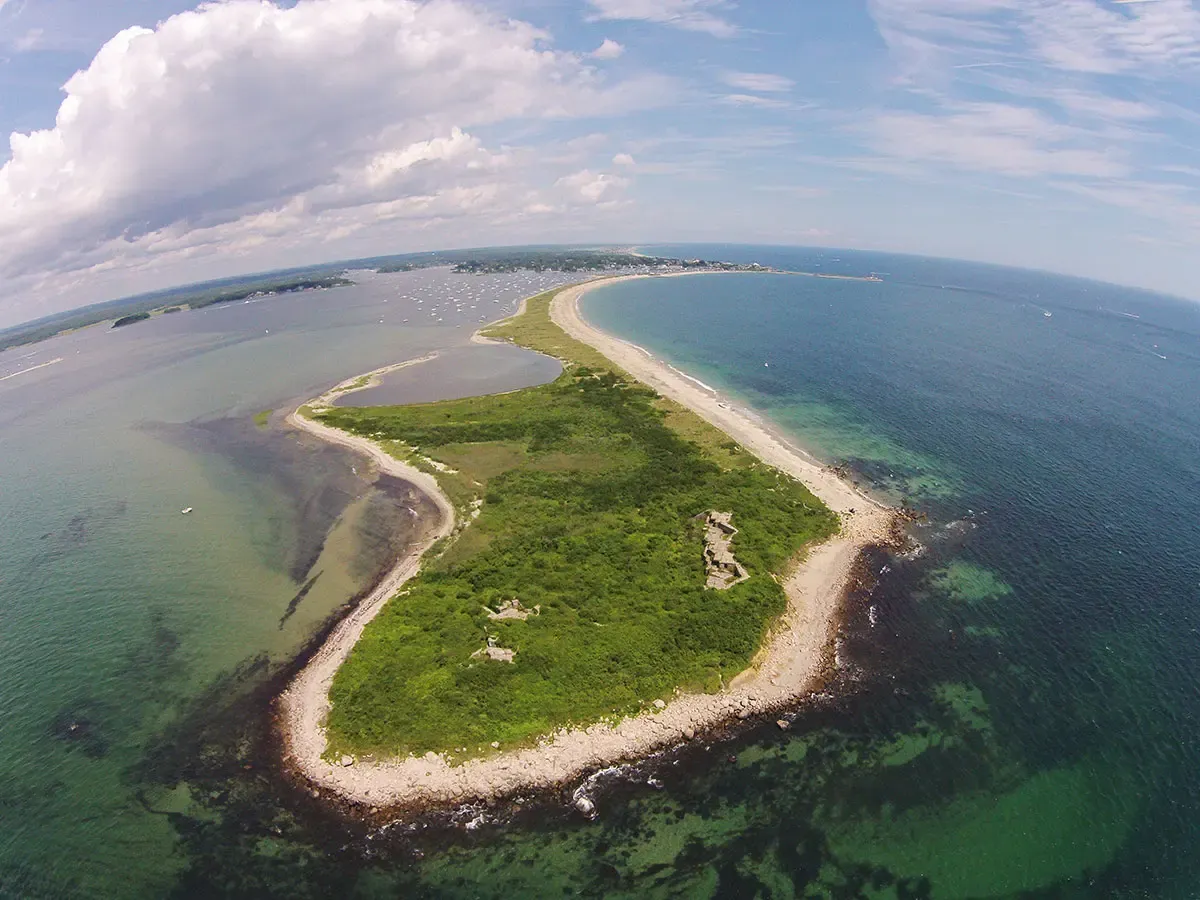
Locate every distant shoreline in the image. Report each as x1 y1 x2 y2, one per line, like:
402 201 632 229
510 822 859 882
276 273 901 814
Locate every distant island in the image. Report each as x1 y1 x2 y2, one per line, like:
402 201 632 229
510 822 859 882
373 248 768 276
184 274 354 310
111 312 151 329
0 272 354 352
0 247 884 355
447 249 767 275
279 271 899 811
106 274 354 332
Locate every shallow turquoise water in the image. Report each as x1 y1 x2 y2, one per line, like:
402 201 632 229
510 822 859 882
2 251 1199 898
0 268 571 898
565 250 1200 898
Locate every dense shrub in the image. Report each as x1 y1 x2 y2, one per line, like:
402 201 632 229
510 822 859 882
318 290 837 758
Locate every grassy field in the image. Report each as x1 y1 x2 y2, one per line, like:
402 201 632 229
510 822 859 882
317 285 837 759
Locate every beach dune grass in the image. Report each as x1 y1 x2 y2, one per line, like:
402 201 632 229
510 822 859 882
316 287 837 759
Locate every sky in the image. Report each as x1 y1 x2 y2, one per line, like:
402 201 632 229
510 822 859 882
2 0 1200 326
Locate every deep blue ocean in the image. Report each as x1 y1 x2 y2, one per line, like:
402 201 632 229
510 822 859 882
1 248 1198 898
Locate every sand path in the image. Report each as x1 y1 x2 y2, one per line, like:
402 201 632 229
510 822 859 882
278 276 898 811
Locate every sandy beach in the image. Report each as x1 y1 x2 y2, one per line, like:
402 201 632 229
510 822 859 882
278 362 457 795
278 275 900 812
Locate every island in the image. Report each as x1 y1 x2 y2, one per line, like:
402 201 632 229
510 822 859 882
183 274 353 310
278 274 900 811
0 272 355 353
449 249 766 275
111 312 151 329
0 247 882 355
369 248 774 276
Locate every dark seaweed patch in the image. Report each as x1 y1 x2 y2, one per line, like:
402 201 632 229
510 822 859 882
48 702 112 759
141 415 365 583
279 571 323 628
30 500 128 567
0 859 85 900
123 489 449 897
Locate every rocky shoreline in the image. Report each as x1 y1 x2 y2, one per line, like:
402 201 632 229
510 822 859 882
275 275 907 817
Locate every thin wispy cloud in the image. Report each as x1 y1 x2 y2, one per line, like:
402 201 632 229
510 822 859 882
721 71 794 93
870 0 1200 76
864 0 1200 243
1051 88 1159 122
720 93 789 109
752 184 828 198
866 103 1129 179
586 0 738 38
13 27 42 51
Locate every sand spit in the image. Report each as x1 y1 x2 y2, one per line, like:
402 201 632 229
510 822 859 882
278 276 901 813
278 359 457 799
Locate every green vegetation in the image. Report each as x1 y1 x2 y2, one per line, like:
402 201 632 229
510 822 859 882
111 312 151 329
485 288 754 468
183 274 353 310
253 409 272 428
334 374 372 394
318 287 837 759
161 306 183 314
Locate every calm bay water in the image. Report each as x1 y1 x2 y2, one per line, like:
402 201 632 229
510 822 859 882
0 268 571 899
2 249 1198 898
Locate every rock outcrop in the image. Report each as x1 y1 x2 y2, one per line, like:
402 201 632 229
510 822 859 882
485 598 539 621
471 634 516 663
703 511 749 590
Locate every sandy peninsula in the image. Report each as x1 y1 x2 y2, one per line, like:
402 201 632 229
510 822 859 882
278 274 899 812
279 362 457 792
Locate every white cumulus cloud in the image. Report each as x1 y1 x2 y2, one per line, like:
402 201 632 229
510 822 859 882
590 38 625 60
0 0 665 316
556 169 629 203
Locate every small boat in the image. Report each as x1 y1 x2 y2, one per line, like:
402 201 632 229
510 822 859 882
1044 311 1052 318
181 507 193 515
